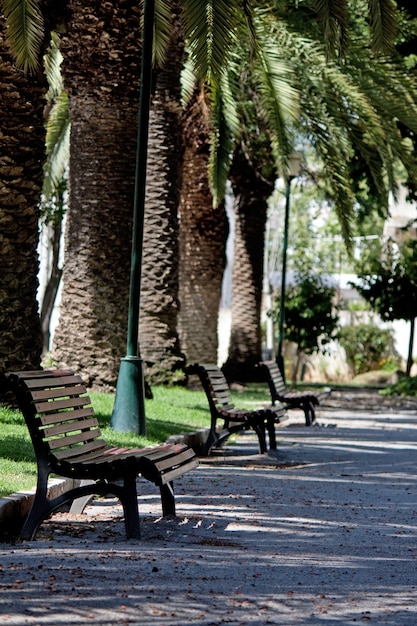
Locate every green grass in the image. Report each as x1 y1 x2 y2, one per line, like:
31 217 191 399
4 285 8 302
0 384 263 499
3 377 374 498
93 385 212 447
3 373 409 499
0 405 38 497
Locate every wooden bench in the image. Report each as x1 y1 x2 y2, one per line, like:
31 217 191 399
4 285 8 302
186 363 287 455
260 360 330 426
3 369 198 540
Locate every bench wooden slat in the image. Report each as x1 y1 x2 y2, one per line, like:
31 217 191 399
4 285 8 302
153 447 197 472
42 417 100 438
46 438 109 460
157 458 200 484
137 443 184 458
25 375 82 390
57 442 116 464
216 402 235 411
9 369 74 379
31 384 88 401
35 396 91 413
211 388 231 398
39 406 95 426
4 368 197 540
47 427 102 450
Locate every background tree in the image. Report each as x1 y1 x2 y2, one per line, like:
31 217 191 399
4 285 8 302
338 323 398 375
353 237 417 375
39 34 69 353
178 0 403 380
222 147 276 382
0 0 405 391
272 273 339 383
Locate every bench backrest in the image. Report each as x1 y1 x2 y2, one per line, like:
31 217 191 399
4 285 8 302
261 361 287 400
188 363 235 414
6 369 108 465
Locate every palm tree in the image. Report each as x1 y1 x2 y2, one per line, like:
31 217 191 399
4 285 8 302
0 12 46 379
223 146 276 381
0 0 402 389
221 6 417 381
50 0 243 385
53 0 402 385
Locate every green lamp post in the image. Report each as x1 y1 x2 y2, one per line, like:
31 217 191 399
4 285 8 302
276 153 301 383
111 0 155 434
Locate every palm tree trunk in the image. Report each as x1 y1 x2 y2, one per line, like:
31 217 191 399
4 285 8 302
52 1 141 387
140 2 186 384
179 90 229 366
223 148 274 382
0 16 45 377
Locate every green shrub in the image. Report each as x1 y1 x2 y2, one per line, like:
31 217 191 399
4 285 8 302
382 375 417 397
338 323 398 375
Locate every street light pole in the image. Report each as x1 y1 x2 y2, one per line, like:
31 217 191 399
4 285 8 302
111 0 155 434
276 153 301 383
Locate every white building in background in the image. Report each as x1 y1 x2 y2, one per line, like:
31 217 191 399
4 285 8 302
384 186 417 243
382 187 417 361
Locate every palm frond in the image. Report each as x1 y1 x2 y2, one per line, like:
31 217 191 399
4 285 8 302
182 0 240 85
367 0 398 52
300 103 356 249
273 20 415 239
342 47 417 195
43 90 70 201
44 32 63 102
351 53 417 134
312 0 349 57
208 74 239 205
251 16 299 172
180 56 197 104
153 0 171 67
2 0 44 73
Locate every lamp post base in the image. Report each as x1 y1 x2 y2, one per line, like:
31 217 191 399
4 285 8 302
111 356 146 434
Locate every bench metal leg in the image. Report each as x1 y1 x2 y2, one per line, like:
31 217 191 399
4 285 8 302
252 421 267 454
303 401 316 426
20 463 51 541
266 419 277 449
69 480 95 514
120 475 141 539
160 482 175 516
202 427 219 455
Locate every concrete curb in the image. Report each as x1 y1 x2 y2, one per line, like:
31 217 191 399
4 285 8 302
0 478 78 530
166 427 209 452
0 430 208 531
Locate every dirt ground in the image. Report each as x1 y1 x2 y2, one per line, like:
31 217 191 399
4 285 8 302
0 388 416 625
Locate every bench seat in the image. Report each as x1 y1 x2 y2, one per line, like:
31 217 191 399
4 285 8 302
186 363 288 455
260 360 331 426
3 369 198 540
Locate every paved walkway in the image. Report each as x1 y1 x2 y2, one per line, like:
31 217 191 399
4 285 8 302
1 395 416 625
